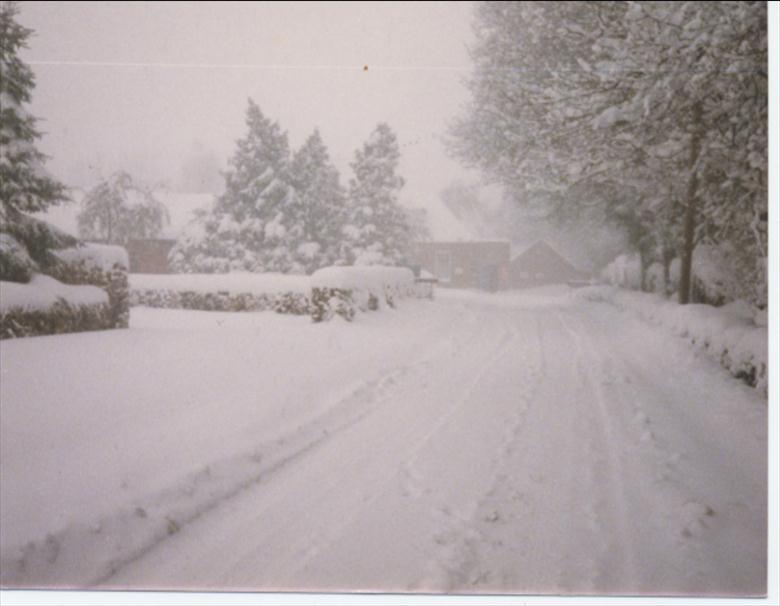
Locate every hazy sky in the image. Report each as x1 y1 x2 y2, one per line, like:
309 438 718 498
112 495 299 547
17 1 483 211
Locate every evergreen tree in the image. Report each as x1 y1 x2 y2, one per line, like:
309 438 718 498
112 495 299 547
288 129 347 273
1 1 72 282
77 171 169 245
170 99 296 273
344 123 410 266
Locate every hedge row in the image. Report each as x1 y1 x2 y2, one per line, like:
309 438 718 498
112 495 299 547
51 260 130 329
0 299 114 339
129 268 428 322
310 281 419 322
1 245 129 339
129 288 310 315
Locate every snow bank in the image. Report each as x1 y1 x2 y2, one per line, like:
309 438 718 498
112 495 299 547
574 286 767 391
1 274 108 312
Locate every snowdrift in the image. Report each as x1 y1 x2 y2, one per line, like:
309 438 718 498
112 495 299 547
574 286 767 392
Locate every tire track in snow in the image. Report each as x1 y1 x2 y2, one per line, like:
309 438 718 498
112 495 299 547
1 359 430 589
94 299 507 590
555 308 639 592
405 309 546 592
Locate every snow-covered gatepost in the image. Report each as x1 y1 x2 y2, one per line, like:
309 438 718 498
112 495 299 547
309 266 415 322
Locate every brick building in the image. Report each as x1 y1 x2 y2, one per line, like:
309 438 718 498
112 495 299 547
410 241 511 291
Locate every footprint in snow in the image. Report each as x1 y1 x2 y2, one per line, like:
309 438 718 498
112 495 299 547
680 501 716 538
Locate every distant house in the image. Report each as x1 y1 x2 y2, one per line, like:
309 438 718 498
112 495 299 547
510 241 590 288
410 241 511 291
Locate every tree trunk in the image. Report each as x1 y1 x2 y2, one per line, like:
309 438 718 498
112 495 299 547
662 245 674 297
639 249 648 292
678 103 703 305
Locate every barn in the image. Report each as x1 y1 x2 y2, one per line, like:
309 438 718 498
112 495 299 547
510 240 590 288
410 241 511 291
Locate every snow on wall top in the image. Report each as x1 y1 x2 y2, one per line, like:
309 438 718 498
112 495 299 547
0 274 108 313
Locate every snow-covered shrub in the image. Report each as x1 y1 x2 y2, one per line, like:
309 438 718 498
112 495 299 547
0 274 112 339
309 266 415 322
573 285 767 392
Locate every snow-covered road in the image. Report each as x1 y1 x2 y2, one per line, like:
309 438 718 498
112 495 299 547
0 287 767 595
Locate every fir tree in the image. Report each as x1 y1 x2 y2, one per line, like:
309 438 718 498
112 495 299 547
1 1 72 282
170 99 296 273
288 129 346 273
344 123 410 266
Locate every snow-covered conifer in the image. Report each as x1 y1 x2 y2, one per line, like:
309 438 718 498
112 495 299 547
170 99 297 273
343 123 410 266
288 129 347 273
1 2 72 282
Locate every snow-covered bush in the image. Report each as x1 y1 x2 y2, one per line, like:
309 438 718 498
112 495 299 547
574 285 767 392
129 273 311 315
0 274 112 338
310 266 415 322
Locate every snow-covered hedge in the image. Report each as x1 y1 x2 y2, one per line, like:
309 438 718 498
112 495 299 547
129 267 422 321
0 274 112 339
310 266 415 322
50 244 130 329
0 243 129 338
129 273 311 315
574 286 767 392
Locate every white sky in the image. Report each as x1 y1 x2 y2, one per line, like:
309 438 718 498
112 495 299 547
17 1 485 216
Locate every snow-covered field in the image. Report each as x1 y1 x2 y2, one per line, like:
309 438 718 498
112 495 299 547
0 286 767 595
